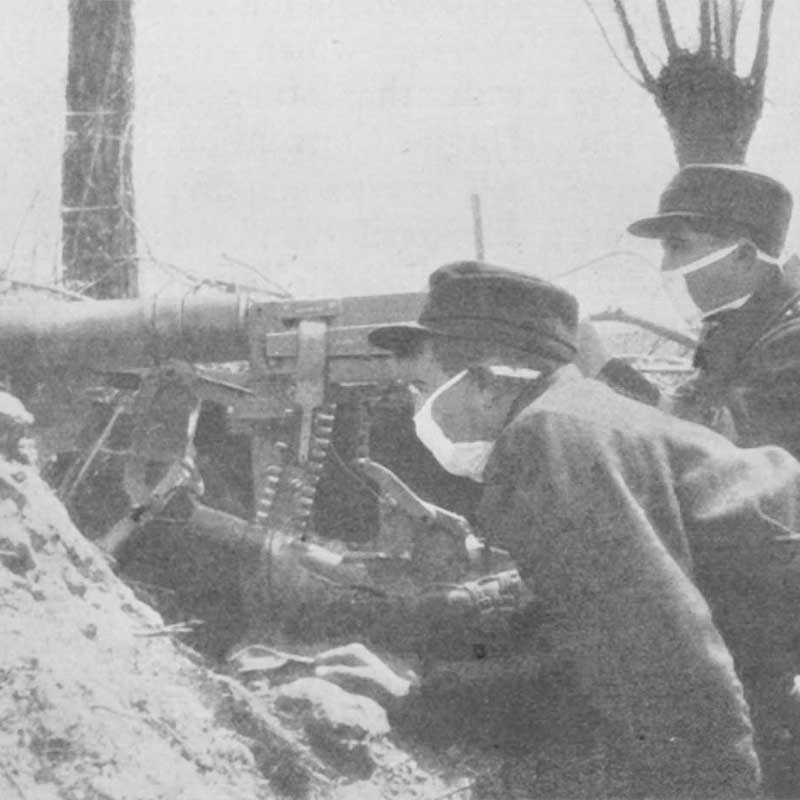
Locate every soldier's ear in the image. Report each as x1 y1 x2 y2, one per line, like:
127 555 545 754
465 366 513 414
465 364 495 391
734 239 758 266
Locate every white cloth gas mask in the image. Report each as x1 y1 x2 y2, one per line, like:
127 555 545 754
412 366 541 483
662 243 779 327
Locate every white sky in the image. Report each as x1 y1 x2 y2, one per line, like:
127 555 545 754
2 1 800 326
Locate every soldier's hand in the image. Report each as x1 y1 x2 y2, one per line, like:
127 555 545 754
313 642 416 709
421 501 473 539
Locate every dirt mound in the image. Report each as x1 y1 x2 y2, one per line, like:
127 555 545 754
0 387 622 798
0 399 474 799
0 454 306 798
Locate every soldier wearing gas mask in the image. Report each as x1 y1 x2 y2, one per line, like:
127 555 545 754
370 260 800 799
617 164 800 457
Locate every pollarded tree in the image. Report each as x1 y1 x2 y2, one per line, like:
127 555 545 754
585 0 776 165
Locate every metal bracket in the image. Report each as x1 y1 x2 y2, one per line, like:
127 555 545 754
276 298 342 323
294 319 329 462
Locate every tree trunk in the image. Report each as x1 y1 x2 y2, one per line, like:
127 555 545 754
654 53 763 166
62 0 137 299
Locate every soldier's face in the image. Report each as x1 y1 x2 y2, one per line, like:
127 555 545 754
659 222 763 318
396 338 453 413
397 341 527 441
660 223 729 272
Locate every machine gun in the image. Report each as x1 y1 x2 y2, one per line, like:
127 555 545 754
0 287 531 663
0 287 422 520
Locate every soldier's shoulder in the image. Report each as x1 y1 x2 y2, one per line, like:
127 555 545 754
513 375 659 441
752 309 800 365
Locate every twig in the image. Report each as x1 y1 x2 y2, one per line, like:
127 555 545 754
431 781 476 800
136 257 204 287
90 703 143 722
119 204 157 263
749 0 775 87
125 577 177 596
699 0 713 56
136 253 272 297
134 619 204 637
589 308 697 349
3 189 41 279
75 259 130 296
6 280 93 302
656 0 680 57
220 253 292 298
119 211 273 297
0 765 27 799
553 249 658 279
143 715 196 763
712 0 724 60
581 0 648 89
611 0 657 90
728 0 745 68
59 401 127 501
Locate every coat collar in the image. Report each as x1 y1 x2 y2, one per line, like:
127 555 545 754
695 255 800 382
503 363 582 425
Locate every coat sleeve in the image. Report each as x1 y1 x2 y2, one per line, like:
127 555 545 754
480 411 762 799
597 356 662 407
731 318 800 458
675 440 800 673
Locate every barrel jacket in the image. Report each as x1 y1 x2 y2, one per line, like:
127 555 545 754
478 365 800 798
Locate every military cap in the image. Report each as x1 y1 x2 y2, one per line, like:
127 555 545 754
628 164 793 257
368 260 579 363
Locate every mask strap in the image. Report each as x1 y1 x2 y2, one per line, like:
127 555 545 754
672 243 780 278
671 244 738 277
486 365 542 380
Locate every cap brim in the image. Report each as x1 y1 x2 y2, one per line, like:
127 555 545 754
628 211 708 240
368 322 435 354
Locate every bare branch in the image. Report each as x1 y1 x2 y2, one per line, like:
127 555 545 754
610 0 657 89
750 0 776 87
4 280 94 302
728 0 745 68
581 0 650 89
656 0 680 56
589 309 698 349
699 0 712 55
712 0 724 60
656 0 680 58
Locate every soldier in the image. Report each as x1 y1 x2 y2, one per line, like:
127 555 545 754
370 260 800 799
617 164 800 457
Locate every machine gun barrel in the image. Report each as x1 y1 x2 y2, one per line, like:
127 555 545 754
0 289 425 383
0 291 252 376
